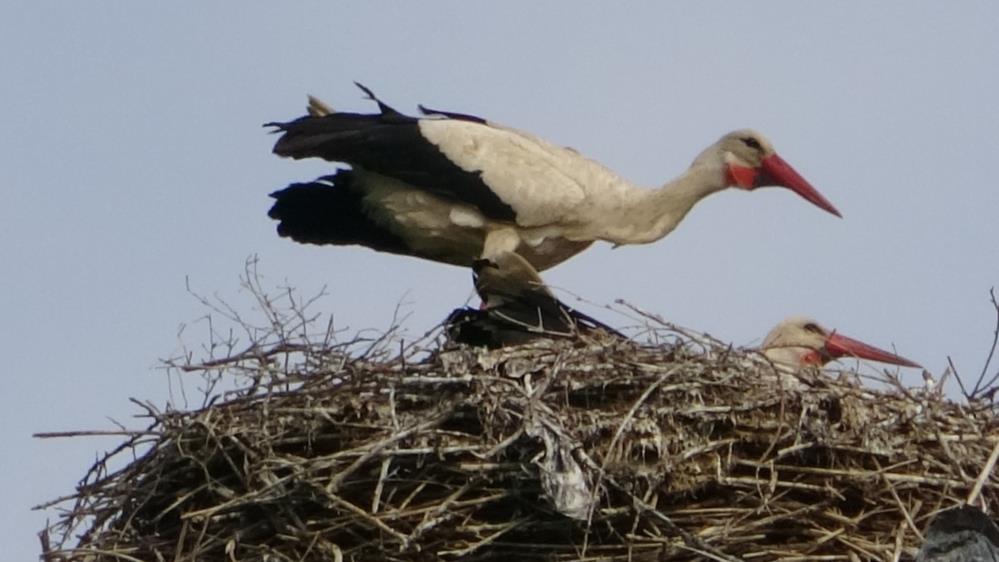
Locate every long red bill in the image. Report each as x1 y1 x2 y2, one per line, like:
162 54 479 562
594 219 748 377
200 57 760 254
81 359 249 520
760 154 842 218
825 332 921 368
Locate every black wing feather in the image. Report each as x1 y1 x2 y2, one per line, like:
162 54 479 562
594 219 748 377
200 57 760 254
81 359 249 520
267 170 411 255
267 87 517 222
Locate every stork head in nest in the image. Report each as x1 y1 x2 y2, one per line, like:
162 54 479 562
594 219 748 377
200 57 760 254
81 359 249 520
761 316 920 368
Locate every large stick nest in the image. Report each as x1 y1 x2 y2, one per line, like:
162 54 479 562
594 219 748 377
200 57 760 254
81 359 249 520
39 294 999 561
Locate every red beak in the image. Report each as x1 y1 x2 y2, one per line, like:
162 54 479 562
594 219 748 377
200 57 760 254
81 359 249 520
760 154 842 218
824 331 921 368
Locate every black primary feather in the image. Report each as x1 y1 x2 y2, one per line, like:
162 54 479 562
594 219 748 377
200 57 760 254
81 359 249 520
417 104 488 124
266 86 517 222
267 170 410 255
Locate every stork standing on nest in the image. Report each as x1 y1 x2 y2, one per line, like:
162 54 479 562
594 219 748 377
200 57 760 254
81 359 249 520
267 83 842 279
761 316 921 369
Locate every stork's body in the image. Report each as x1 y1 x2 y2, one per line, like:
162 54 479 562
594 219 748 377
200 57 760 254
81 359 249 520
268 84 841 272
761 316 920 369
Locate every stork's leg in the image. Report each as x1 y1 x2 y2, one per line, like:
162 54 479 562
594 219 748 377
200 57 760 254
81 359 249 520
473 251 552 309
481 228 523 262
472 249 572 334
472 249 625 340
478 229 599 335
451 248 623 347
478 228 550 307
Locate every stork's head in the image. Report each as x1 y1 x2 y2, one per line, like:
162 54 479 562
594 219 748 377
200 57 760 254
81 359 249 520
761 316 921 368
703 130 841 217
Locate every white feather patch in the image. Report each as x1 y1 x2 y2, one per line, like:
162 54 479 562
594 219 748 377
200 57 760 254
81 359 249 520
418 119 638 228
448 207 485 228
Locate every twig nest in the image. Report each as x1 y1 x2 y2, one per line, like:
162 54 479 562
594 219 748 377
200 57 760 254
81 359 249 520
41 330 999 561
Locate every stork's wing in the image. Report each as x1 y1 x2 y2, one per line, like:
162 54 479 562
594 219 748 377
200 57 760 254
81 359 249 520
267 88 624 227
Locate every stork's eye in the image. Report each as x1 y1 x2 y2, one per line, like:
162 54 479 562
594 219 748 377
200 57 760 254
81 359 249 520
803 323 824 335
741 137 762 150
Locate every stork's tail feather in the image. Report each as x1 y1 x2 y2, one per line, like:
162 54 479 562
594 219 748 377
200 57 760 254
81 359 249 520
267 170 409 254
353 82 402 116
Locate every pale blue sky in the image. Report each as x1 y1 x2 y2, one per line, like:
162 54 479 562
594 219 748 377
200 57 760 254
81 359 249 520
3 3 998 559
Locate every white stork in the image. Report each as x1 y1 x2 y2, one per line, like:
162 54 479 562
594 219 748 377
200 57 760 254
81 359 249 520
267 83 841 273
761 316 921 368
916 505 999 562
